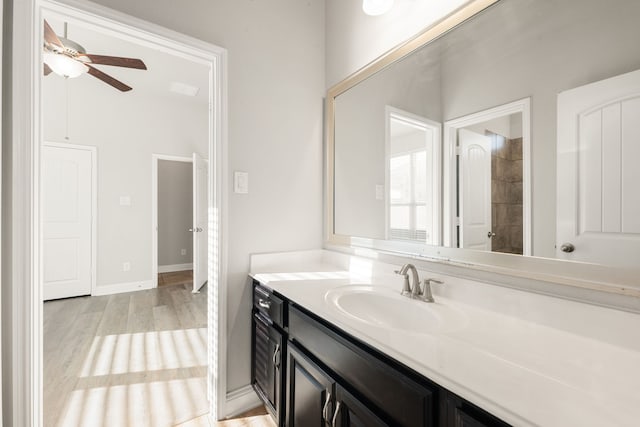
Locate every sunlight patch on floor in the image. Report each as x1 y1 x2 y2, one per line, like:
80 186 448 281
57 377 208 427
79 328 207 377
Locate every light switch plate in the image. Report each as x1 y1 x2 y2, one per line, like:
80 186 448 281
234 171 249 194
119 196 131 206
375 185 384 200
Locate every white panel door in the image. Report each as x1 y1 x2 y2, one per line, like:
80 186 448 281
557 68 640 266
192 153 208 293
42 144 94 300
458 129 492 251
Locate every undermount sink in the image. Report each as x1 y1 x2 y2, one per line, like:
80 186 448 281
325 285 466 334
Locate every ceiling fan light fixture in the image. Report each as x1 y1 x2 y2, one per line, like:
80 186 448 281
363 0 394 16
43 52 88 78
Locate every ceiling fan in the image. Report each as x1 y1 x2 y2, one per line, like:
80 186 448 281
43 19 147 92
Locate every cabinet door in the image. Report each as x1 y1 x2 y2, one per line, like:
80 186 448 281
334 384 388 427
252 313 284 421
286 343 335 427
443 391 511 427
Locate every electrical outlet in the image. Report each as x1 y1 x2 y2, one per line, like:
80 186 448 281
181 249 187 256
123 262 131 272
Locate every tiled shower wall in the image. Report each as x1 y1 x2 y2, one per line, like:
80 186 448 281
491 135 523 254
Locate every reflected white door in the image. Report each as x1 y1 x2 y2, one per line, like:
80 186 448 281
557 69 640 266
42 144 95 300
192 153 208 293
458 129 492 251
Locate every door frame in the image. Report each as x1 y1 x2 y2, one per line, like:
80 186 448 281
443 98 532 255
151 154 193 288
384 106 442 245
10 0 228 425
42 141 97 297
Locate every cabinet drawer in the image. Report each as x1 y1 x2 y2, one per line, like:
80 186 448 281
289 305 436 427
254 282 285 327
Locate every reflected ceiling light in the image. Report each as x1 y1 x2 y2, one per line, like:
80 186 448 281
43 51 89 78
363 0 394 16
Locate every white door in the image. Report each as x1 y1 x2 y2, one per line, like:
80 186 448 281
192 153 208 293
458 129 492 251
42 144 94 300
557 68 640 266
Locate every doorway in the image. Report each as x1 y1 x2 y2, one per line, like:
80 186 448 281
152 154 209 293
11 1 229 426
443 98 531 255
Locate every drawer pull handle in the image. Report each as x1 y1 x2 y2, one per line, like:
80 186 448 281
272 344 281 369
331 401 342 427
322 391 332 424
258 299 271 309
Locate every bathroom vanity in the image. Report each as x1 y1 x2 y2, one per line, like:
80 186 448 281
249 250 640 427
252 279 509 427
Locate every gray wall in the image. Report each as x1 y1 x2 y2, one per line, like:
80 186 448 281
158 160 193 268
78 0 325 392
334 48 442 239
42 73 208 288
325 0 466 88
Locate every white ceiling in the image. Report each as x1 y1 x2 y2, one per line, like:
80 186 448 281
45 16 210 105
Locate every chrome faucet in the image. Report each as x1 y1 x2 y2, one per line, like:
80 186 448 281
419 278 444 303
394 264 420 297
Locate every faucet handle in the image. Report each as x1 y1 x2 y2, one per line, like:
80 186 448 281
394 269 411 295
420 278 443 303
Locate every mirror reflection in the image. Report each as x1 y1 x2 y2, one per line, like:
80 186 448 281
332 0 640 268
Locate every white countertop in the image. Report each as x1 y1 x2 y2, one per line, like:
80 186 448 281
250 250 640 427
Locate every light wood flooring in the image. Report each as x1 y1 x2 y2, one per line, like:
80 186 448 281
177 406 275 427
44 282 208 427
159 270 194 288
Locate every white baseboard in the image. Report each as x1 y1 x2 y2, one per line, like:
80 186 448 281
158 263 193 273
224 385 261 419
92 280 154 296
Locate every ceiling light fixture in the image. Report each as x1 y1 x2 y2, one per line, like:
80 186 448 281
363 0 394 16
43 51 88 78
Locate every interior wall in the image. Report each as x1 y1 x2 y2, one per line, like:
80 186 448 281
334 50 441 239
77 0 325 392
42 74 208 288
157 160 193 269
325 0 468 87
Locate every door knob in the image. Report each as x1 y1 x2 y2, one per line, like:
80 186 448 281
560 243 575 253
487 231 496 238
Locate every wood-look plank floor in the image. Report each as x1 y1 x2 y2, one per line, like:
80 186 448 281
177 407 275 427
44 283 208 427
159 270 194 288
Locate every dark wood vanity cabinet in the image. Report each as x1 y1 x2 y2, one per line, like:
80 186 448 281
285 342 387 427
251 284 286 424
442 391 511 427
251 280 511 427
285 343 334 426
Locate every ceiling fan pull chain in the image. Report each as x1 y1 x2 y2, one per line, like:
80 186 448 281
65 78 70 141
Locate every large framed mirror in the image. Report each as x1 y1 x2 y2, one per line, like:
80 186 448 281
326 0 640 292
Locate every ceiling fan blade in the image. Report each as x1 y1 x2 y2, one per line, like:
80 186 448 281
43 19 64 49
85 54 147 70
86 64 132 92
44 63 52 76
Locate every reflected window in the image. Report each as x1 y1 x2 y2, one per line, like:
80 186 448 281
386 107 441 245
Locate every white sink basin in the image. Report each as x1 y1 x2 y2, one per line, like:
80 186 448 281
325 285 466 334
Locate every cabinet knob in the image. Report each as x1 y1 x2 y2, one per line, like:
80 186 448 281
487 231 496 238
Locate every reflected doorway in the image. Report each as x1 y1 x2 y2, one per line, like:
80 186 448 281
444 98 531 255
